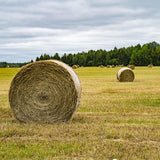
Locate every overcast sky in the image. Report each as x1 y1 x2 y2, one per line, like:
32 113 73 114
0 0 160 62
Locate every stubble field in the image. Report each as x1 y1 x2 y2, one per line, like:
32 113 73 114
0 67 160 159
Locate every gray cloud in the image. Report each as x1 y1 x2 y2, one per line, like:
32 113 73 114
0 0 160 62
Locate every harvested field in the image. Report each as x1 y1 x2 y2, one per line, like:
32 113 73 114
0 67 160 159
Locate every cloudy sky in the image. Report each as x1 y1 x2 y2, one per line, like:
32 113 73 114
0 0 160 62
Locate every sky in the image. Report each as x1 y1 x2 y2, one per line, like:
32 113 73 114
0 0 160 62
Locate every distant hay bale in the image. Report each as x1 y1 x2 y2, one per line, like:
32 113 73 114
111 65 115 68
106 65 110 68
117 67 135 82
72 65 77 69
9 60 81 123
148 64 153 68
127 65 135 70
99 65 104 68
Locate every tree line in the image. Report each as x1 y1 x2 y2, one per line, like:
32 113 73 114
0 62 30 68
36 41 160 66
0 41 160 67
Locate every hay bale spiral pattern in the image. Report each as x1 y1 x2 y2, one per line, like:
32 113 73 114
9 60 81 123
117 67 135 82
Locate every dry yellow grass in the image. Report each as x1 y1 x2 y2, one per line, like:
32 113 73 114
0 67 160 159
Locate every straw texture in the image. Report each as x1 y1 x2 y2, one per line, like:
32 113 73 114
9 60 81 123
117 67 135 82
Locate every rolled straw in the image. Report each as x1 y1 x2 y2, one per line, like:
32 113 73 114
117 67 134 82
9 60 81 123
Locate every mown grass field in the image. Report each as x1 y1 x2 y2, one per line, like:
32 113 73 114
0 67 160 160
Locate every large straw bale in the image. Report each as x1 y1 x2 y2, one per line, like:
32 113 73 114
9 60 81 123
117 67 135 82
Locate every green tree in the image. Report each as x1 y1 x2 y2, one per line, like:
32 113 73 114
53 53 60 60
109 58 118 65
61 53 67 63
106 53 110 65
36 57 40 61
43 53 51 60
66 54 74 66
0 62 7 68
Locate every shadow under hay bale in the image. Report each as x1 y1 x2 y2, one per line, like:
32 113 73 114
117 67 135 82
9 60 81 123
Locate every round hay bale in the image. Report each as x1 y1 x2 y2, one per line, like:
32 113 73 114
99 65 104 68
127 65 135 70
106 65 110 68
9 60 81 123
72 65 77 69
117 67 135 82
148 64 153 68
111 65 115 68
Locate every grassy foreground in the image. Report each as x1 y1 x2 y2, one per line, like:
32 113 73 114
0 67 160 160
